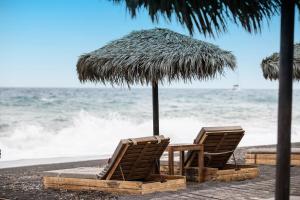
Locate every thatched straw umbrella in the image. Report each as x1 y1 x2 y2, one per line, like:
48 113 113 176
77 28 236 136
261 43 300 80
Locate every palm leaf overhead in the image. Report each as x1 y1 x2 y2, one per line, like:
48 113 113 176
261 43 300 80
77 28 236 86
111 0 280 36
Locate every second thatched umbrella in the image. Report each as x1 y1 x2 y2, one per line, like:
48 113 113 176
77 28 236 136
261 43 300 80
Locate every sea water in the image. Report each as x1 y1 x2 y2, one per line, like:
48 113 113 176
0 88 299 161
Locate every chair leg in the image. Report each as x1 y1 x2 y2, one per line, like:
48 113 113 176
198 148 204 182
180 151 185 175
168 148 174 175
232 153 240 170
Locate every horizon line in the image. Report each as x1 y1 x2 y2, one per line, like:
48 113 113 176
0 86 287 90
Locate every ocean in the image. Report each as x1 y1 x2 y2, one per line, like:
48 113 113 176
0 88 299 162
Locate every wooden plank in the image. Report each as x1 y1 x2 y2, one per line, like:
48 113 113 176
170 144 204 152
45 184 142 195
143 178 185 189
200 131 243 137
185 165 259 182
246 153 300 160
44 175 185 195
168 146 174 175
201 126 243 132
216 168 259 175
198 145 204 182
214 133 227 152
245 158 300 166
120 157 154 164
106 143 130 180
125 149 164 157
222 164 258 169
125 136 169 144
203 135 242 140
142 177 186 194
203 167 218 175
246 148 300 154
127 142 156 179
44 176 142 189
204 142 238 147
180 151 185 175
209 171 258 182
149 174 185 180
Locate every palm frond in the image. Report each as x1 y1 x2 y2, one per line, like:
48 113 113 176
111 0 279 36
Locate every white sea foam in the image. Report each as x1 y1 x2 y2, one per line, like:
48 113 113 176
0 88 299 164
1 110 299 162
1 111 146 161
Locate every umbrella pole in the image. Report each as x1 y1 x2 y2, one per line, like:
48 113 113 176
152 81 159 136
152 81 160 173
276 1 295 200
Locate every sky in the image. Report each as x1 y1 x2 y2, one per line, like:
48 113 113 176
0 0 299 89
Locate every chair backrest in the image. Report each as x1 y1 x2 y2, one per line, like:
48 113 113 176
185 126 244 169
99 135 170 181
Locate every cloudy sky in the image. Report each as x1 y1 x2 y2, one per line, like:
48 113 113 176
0 0 299 89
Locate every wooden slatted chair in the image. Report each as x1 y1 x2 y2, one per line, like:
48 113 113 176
43 135 188 194
98 135 170 181
185 126 245 169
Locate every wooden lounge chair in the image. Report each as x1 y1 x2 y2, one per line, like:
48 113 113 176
98 135 170 180
181 126 259 182
43 135 186 195
185 126 245 169
162 126 258 182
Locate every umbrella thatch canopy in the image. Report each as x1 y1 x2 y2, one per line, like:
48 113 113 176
77 28 236 85
77 28 236 135
261 43 300 80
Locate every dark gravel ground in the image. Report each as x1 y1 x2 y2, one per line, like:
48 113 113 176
1 143 299 200
0 159 118 200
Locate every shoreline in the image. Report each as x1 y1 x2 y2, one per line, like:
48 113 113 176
0 155 110 169
1 142 299 170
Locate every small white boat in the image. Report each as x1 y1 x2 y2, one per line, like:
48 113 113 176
232 84 239 91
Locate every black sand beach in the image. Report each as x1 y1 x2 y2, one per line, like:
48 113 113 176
1 144 300 200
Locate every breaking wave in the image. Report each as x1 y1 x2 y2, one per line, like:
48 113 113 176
0 88 299 161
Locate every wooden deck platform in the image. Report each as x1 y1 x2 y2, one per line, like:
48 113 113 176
150 175 300 200
161 164 259 182
245 148 300 166
42 167 186 195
